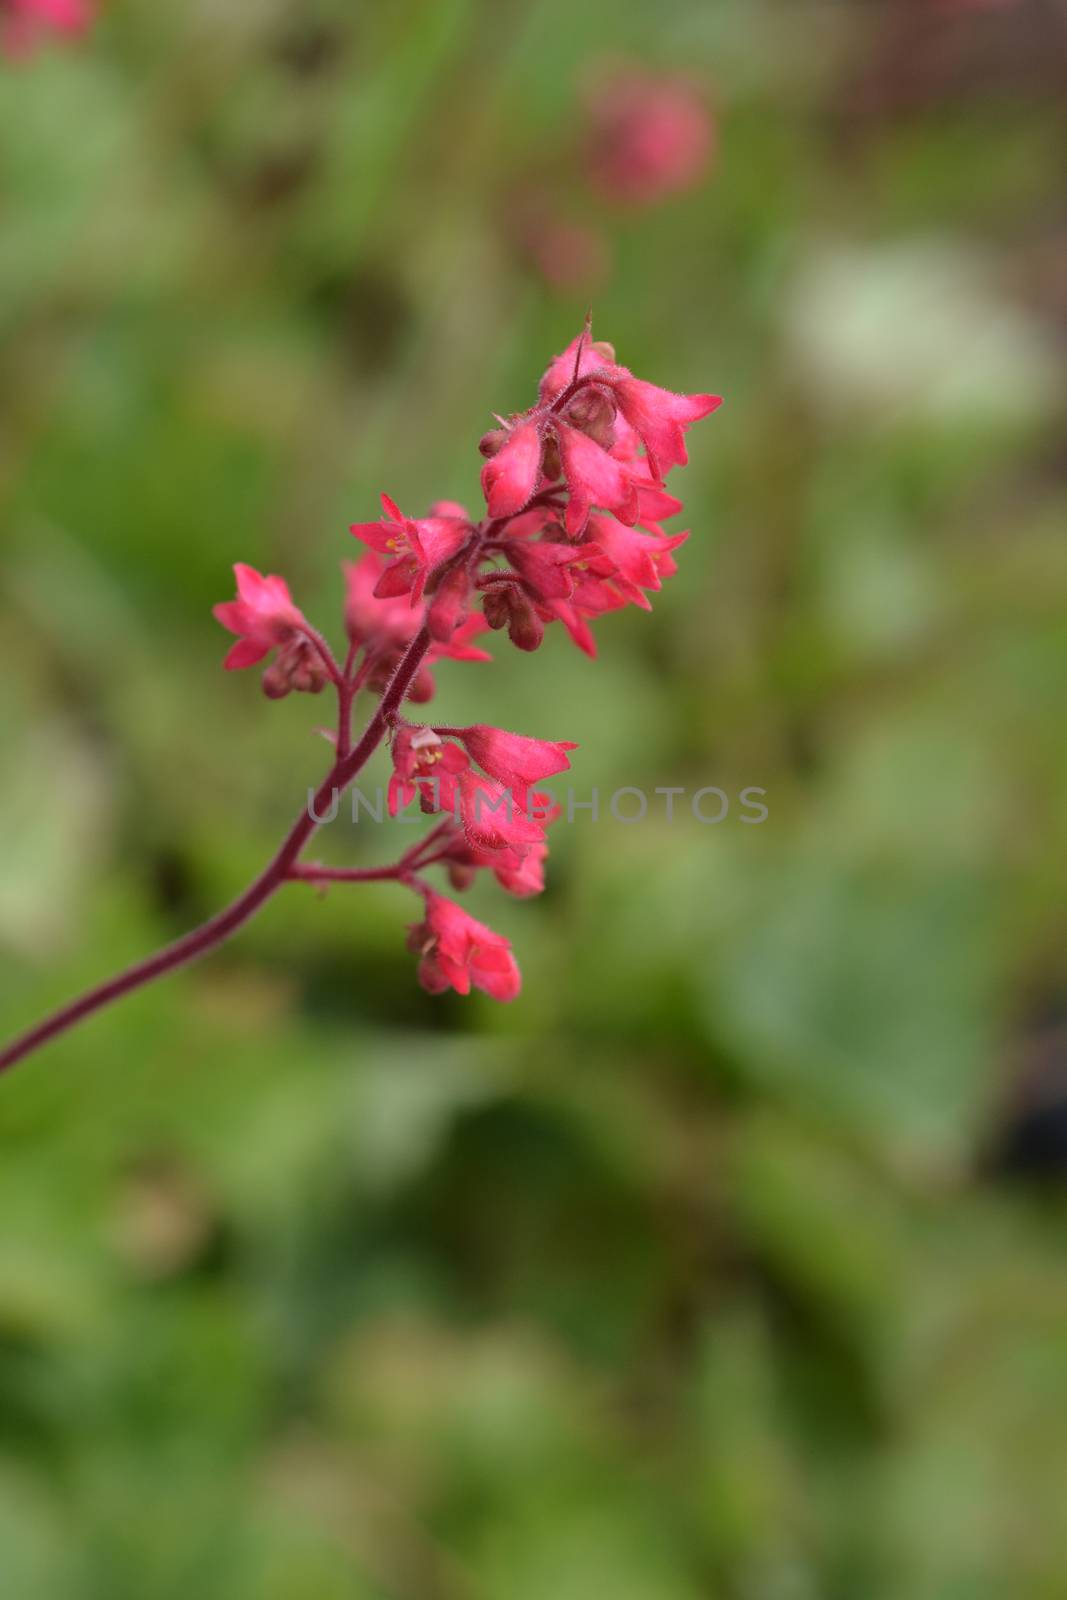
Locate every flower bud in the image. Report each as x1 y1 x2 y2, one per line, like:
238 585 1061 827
261 637 328 698
407 665 436 703
540 433 562 482
261 664 291 700
478 428 508 459
564 385 617 450
507 595 544 652
427 564 470 642
482 587 512 631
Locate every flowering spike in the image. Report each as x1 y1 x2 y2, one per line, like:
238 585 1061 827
0 326 720 1072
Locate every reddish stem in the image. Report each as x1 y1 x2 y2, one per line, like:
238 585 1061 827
288 864 410 885
0 626 432 1075
335 640 363 759
2 460 563 1080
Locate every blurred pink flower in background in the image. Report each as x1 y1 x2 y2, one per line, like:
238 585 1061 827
1 0 91 57
523 215 610 293
504 186 610 294
584 68 715 207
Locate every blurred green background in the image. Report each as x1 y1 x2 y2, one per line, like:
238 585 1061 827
3 1 1067 1594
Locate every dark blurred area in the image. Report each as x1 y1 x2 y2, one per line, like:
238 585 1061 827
2 1 1067 1595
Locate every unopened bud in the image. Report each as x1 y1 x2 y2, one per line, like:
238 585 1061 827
482 588 512 630
508 595 544 652
427 564 470 641
261 664 291 700
262 637 328 698
478 428 508 459
407 665 435 703
291 653 328 694
565 385 616 449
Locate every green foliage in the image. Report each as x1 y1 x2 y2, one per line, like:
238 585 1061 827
3 1 1067 1594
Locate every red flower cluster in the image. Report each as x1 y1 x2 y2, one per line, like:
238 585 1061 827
473 331 720 655
0 325 719 1073
213 325 719 1002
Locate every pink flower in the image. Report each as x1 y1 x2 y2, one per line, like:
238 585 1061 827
502 534 585 602
2 0 90 55
633 479 684 531
342 554 491 700
479 330 718 540
538 333 723 481
343 553 421 649
609 375 722 480
408 892 521 1001
450 725 577 795
444 834 550 899
480 421 542 519
536 598 599 658
388 727 469 818
456 770 546 853
435 778 560 899
490 840 548 897
213 563 309 671
350 494 471 604
584 70 715 208
554 420 640 536
584 515 690 610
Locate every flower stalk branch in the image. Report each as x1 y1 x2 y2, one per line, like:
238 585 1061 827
1 325 719 1073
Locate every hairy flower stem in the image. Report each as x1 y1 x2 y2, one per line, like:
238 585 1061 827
0 627 432 1076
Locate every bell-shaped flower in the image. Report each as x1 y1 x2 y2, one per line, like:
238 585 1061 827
608 375 722 480
456 770 547 854
480 421 543 518
387 727 469 818
350 494 471 604
408 892 521 1001
554 420 640 536
213 564 309 671
449 724 577 797
584 516 690 610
